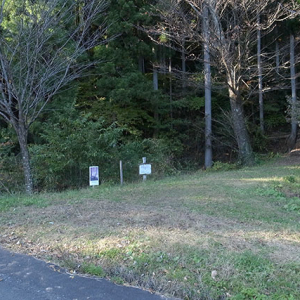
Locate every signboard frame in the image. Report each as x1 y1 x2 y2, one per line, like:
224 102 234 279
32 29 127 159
89 166 99 186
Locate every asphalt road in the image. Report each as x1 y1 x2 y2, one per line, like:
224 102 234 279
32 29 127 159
0 247 175 300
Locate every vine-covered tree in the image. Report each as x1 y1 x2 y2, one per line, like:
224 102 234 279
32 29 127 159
0 0 110 194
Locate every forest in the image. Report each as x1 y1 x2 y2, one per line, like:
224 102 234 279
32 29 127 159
0 0 299 194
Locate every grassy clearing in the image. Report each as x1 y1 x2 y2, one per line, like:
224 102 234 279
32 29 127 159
0 156 300 299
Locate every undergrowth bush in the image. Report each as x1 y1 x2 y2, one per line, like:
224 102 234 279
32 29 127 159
30 107 176 191
0 128 24 193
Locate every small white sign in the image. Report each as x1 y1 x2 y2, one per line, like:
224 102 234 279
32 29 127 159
139 164 152 175
89 166 99 186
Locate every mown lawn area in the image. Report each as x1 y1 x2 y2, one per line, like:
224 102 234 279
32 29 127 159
0 156 300 299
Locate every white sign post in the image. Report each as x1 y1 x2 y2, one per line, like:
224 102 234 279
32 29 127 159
139 157 151 181
120 160 123 185
89 166 99 186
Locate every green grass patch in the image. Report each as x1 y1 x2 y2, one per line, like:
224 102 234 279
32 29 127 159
80 263 105 277
0 194 51 211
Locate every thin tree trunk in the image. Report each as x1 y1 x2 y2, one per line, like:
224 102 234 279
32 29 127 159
17 123 33 194
139 56 145 73
153 49 159 137
169 56 173 128
181 39 186 91
153 67 158 91
257 14 264 133
288 33 298 151
203 3 212 168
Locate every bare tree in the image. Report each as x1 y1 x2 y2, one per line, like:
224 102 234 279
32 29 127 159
0 0 110 194
257 13 264 133
153 0 300 165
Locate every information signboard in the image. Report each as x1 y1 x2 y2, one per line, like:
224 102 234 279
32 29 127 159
139 164 152 175
89 166 99 186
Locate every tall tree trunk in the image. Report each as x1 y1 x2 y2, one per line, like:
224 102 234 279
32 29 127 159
16 123 33 194
257 14 264 133
169 56 173 128
288 33 298 151
153 66 159 137
203 3 212 168
181 39 186 91
153 67 158 91
153 48 159 137
228 77 254 166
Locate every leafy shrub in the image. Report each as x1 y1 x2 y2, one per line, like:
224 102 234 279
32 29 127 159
30 106 176 191
30 109 120 190
0 128 24 193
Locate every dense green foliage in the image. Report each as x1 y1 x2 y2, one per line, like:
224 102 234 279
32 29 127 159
0 0 299 192
30 104 176 190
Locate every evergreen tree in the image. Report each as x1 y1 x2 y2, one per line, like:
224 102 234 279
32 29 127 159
77 0 169 138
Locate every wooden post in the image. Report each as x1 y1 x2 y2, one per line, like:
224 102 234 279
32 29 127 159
120 160 123 185
139 157 151 182
142 157 147 181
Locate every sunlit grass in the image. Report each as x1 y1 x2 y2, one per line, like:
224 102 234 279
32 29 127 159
242 176 285 182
